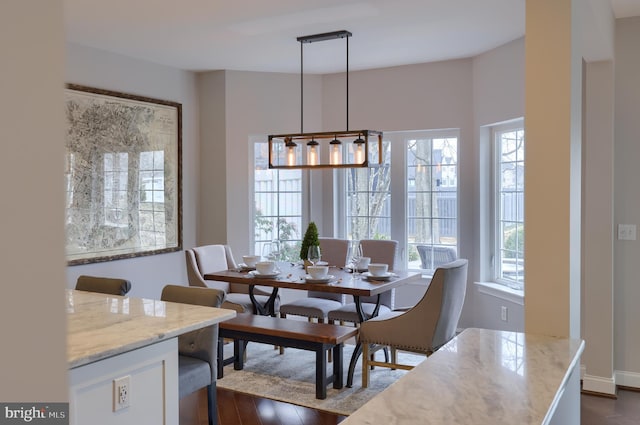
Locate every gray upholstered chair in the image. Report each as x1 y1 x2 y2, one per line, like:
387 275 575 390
161 284 225 425
417 245 457 270
185 244 279 314
278 237 348 323
75 275 132 296
327 239 399 324
359 259 468 387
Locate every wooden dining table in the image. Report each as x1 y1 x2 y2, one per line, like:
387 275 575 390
204 262 421 387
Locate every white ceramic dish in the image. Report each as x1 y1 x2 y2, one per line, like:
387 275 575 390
304 274 335 284
238 263 256 271
362 271 394 281
249 270 280 279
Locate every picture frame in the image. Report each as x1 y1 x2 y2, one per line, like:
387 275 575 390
64 84 182 265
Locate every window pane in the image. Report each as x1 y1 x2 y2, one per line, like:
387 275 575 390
407 134 458 271
254 141 302 261
346 142 391 241
495 126 525 289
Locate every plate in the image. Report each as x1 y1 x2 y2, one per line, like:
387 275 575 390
249 270 280 279
305 274 335 284
238 263 256 271
362 271 394 281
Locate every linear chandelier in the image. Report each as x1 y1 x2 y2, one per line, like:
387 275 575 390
268 30 383 169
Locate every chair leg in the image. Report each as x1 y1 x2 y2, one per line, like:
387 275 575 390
279 313 287 354
207 383 218 425
362 343 370 388
391 347 397 370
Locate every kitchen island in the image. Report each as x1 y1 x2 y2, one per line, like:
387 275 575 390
67 289 235 425
342 328 584 425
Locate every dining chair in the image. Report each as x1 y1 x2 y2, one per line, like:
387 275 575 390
278 237 348 323
327 239 399 325
161 284 225 425
186 244 280 314
75 275 132 296
359 259 468 387
417 245 457 270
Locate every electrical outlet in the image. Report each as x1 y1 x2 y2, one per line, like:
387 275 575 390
618 224 637 241
113 375 131 411
501 306 508 322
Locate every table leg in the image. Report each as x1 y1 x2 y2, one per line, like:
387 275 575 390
248 285 279 316
347 294 383 387
316 347 327 399
333 344 344 389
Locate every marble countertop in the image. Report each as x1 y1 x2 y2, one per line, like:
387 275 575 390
342 328 584 425
67 289 236 368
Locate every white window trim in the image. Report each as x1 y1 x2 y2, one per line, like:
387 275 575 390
488 119 525 290
475 281 524 305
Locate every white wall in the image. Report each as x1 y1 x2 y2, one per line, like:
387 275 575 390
614 16 640 388
0 0 68 401
582 60 615 394
65 44 199 299
472 38 526 331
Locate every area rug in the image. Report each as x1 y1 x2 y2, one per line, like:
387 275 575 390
217 342 425 416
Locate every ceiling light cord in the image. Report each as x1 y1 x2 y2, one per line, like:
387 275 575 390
300 41 304 133
346 35 349 131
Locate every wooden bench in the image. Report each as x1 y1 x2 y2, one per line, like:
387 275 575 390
217 313 358 399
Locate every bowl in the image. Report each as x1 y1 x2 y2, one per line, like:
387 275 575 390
368 263 389 276
242 255 261 267
307 265 329 279
255 261 276 275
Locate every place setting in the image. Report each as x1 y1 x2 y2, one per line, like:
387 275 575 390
238 255 261 271
248 260 281 278
361 263 396 282
303 245 336 283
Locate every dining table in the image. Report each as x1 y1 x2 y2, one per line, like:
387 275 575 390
204 261 421 387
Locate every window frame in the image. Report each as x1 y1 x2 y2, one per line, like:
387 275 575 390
491 121 525 290
251 136 309 261
337 128 460 273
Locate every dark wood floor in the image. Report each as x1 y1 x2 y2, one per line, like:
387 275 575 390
180 388 345 425
180 387 639 425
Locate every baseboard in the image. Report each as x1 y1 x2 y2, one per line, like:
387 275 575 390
582 374 616 395
615 370 640 389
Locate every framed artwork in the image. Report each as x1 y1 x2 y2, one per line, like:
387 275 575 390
64 84 182 265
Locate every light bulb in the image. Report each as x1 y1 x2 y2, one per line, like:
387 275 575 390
330 139 342 165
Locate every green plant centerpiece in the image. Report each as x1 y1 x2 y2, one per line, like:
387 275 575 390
300 222 319 269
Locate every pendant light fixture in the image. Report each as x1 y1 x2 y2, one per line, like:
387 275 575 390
268 30 382 169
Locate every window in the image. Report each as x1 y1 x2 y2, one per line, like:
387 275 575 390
407 134 458 271
345 141 391 240
494 123 525 289
341 129 459 272
253 140 303 261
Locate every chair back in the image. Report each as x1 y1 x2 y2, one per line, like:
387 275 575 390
359 259 468 355
416 259 468 351
186 244 237 292
361 239 398 270
318 237 349 267
75 275 131 296
359 239 399 307
417 245 457 270
160 285 225 390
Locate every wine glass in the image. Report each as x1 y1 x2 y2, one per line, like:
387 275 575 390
262 240 281 261
307 245 321 267
348 240 363 277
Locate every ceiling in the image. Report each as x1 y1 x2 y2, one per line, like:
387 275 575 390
64 0 639 74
